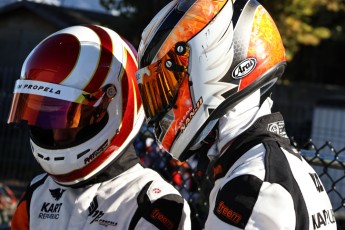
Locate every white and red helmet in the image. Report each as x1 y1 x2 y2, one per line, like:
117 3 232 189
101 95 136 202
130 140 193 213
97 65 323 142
8 25 145 186
136 0 286 161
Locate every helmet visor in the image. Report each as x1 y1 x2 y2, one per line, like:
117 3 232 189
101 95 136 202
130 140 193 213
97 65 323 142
136 42 190 123
8 80 114 129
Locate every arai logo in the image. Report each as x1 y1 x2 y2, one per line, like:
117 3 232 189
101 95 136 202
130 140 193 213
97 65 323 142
232 58 257 79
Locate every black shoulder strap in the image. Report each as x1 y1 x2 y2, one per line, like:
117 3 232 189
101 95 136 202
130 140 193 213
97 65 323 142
129 180 185 230
129 181 153 230
22 174 49 219
263 140 309 229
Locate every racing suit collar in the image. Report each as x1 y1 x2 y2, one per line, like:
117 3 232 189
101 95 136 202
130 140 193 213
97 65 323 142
71 144 139 188
210 112 290 181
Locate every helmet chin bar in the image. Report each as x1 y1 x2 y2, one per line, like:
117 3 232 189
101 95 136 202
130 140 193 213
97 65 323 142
178 61 286 161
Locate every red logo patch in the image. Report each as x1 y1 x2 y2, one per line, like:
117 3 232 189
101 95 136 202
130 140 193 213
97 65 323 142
152 188 161 193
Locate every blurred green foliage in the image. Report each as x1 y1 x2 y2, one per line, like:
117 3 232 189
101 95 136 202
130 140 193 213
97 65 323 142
100 0 345 62
260 0 345 61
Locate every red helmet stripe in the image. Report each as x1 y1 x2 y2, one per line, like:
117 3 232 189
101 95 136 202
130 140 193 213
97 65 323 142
126 49 142 112
84 25 113 92
25 34 80 83
52 49 139 184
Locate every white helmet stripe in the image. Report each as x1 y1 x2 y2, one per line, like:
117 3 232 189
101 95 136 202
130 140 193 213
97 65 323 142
58 26 101 89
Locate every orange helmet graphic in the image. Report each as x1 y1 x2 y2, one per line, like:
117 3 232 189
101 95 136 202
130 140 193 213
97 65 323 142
136 0 286 161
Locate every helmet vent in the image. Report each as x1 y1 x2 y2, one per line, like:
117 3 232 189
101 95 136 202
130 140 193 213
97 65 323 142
37 153 50 161
54 157 64 161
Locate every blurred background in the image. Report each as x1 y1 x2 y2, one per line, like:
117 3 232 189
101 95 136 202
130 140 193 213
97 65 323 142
0 0 345 229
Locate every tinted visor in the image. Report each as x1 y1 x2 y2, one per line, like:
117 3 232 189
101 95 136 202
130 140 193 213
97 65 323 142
8 80 115 129
136 42 190 123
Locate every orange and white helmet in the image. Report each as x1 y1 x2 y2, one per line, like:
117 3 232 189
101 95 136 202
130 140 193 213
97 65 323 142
136 0 286 161
8 25 144 186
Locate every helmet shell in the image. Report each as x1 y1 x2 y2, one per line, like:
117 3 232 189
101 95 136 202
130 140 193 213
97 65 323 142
9 25 144 185
137 0 286 161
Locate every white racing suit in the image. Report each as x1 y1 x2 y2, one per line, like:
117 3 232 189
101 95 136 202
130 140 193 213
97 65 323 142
205 112 337 229
11 147 191 230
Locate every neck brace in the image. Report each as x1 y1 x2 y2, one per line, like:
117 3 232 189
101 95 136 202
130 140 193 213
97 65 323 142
207 90 273 160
